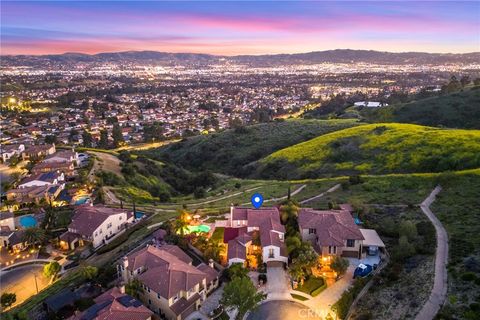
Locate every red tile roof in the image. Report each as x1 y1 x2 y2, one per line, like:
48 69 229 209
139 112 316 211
70 287 153 320
298 208 364 247
69 205 129 237
126 245 213 299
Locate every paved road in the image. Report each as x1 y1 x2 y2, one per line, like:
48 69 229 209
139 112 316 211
416 186 448 320
246 300 322 320
299 184 341 205
0 265 50 308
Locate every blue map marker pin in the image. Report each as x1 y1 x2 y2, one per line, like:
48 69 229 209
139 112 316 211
251 193 264 209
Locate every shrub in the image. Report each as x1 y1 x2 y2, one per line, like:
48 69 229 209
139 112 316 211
258 273 267 284
461 272 477 282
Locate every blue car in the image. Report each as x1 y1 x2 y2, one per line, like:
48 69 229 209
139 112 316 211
354 263 373 278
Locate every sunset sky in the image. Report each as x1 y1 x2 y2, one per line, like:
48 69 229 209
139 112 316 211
1 1 479 55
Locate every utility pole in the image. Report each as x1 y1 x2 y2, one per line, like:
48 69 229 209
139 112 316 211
32 271 39 294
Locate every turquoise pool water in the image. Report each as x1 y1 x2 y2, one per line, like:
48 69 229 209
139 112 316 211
75 196 90 205
135 211 145 219
19 215 38 228
185 224 211 234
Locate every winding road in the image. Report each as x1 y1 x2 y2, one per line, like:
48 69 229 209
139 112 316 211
415 186 448 320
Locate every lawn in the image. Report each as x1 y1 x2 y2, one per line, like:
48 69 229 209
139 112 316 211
296 276 326 296
211 227 225 243
291 293 309 301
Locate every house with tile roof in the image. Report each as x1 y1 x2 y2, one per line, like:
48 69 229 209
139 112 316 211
21 143 56 160
119 244 219 320
225 206 288 267
298 206 365 258
6 184 63 206
70 287 153 320
59 204 134 250
18 171 65 188
32 161 75 176
44 149 79 166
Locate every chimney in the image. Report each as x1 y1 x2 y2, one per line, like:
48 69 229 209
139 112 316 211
230 204 234 227
119 285 126 294
122 256 129 269
208 259 214 269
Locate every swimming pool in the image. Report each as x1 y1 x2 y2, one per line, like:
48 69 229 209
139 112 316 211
184 225 211 234
75 196 90 205
19 215 38 228
135 211 145 219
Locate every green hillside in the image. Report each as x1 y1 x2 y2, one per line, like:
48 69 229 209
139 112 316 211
141 119 360 177
364 87 480 129
254 123 480 179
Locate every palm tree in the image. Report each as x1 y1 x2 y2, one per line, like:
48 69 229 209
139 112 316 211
173 210 190 236
204 240 225 262
22 227 47 247
81 265 98 281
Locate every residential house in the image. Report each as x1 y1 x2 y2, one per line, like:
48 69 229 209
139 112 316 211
298 207 364 258
44 149 79 166
18 171 65 189
119 244 219 320
224 206 288 267
22 144 56 160
70 287 153 320
59 205 134 250
32 161 75 176
6 184 63 206
0 144 25 163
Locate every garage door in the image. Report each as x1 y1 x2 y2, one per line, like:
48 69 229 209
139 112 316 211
267 261 284 268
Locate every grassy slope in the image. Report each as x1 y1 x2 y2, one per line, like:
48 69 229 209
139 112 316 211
141 119 361 176
256 123 480 179
363 87 480 129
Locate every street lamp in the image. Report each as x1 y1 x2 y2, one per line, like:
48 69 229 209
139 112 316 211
31 271 39 294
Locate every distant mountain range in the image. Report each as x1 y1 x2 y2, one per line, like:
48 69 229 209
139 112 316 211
2 49 479 67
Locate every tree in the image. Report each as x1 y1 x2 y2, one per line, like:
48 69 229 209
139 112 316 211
1 292 16 309
204 239 225 263
44 135 57 145
331 256 349 278
81 265 98 280
398 220 417 241
460 75 471 87
221 277 266 320
98 129 109 149
143 122 164 142
227 263 249 280
285 236 302 255
112 124 124 147
173 210 190 236
22 227 47 246
43 261 61 280
193 187 206 199
82 130 93 148
68 128 79 143
125 279 143 299
392 236 416 262
288 243 318 282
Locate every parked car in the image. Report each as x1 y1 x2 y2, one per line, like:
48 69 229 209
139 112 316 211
367 246 379 256
354 263 373 278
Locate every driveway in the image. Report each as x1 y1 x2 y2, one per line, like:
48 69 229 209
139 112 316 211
246 300 322 320
303 265 355 315
266 267 291 300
